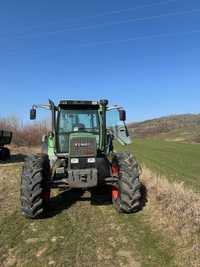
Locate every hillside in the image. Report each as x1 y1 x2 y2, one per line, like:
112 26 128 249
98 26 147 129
128 114 200 143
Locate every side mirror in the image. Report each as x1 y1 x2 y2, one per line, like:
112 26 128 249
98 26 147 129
119 110 126 121
30 108 36 120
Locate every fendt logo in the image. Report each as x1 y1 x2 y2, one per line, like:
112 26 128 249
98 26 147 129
74 143 90 147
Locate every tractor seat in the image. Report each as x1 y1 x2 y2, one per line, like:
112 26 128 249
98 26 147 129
73 123 85 131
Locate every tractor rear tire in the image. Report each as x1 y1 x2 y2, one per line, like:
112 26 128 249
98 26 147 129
0 147 10 161
112 152 142 213
20 154 51 219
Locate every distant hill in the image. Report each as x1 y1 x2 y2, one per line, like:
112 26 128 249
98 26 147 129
128 114 200 143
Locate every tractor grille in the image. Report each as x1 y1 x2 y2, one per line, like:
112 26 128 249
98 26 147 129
69 136 97 157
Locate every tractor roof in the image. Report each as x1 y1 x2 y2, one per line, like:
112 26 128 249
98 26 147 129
59 100 98 105
59 100 100 109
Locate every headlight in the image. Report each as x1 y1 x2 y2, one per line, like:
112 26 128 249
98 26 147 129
87 158 96 163
71 158 79 164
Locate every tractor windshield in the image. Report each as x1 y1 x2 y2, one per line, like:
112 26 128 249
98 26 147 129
57 109 100 153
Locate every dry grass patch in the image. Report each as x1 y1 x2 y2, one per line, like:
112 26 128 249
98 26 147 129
0 146 40 217
8 144 41 155
0 165 21 216
141 167 200 266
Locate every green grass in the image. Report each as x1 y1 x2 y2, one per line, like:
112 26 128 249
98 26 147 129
0 147 188 266
118 212 176 267
0 190 177 267
116 138 200 192
0 191 123 267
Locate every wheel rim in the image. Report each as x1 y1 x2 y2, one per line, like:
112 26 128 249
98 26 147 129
111 164 120 201
112 186 119 200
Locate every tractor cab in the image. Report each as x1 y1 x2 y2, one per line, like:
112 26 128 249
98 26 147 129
30 99 131 159
57 100 100 155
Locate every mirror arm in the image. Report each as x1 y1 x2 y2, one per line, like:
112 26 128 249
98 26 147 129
31 101 56 133
32 104 51 110
107 105 123 111
48 99 56 133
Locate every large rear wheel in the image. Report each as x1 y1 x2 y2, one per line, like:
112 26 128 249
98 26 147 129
20 154 51 219
112 152 142 213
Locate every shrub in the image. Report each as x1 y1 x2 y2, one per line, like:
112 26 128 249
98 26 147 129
0 115 49 146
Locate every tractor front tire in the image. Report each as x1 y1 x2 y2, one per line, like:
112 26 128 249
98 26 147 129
20 154 51 219
112 152 142 213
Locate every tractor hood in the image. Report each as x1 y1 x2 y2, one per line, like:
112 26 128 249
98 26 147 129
69 132 97 158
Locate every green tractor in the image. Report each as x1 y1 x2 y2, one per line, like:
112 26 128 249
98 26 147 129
20 99 142 218
0 130 12 161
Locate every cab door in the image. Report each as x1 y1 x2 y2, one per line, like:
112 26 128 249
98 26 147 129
106 108 132 145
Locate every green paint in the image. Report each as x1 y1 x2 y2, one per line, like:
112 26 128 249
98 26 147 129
48 135 55 157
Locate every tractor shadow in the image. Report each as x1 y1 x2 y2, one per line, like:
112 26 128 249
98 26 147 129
44 187 113 218
90 186 112 206
44 189 85 218
44 184 147 218
9 154 26 163
0 154 26 164
138 183 148 212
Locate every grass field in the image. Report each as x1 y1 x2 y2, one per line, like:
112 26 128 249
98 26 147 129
1 143 199 266
117 138 200 192
0 149 177 267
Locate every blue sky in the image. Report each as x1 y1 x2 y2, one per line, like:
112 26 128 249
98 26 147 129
0 0 200 122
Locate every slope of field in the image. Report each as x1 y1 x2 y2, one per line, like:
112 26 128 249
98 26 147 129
129 114 200 143
117 138 200 192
